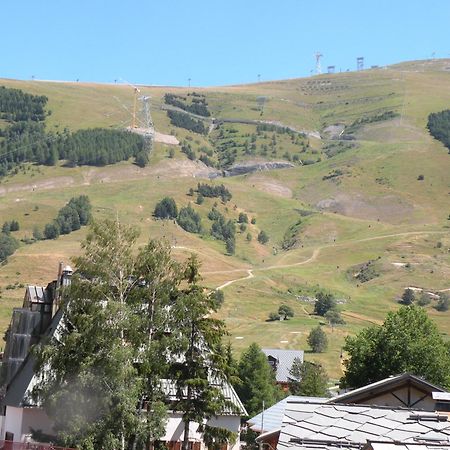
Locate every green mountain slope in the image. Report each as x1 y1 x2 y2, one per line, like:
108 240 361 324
0 59 449 379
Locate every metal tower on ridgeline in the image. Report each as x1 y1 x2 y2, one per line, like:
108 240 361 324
139 95 154 130
357 56 364 71
315 52 323 74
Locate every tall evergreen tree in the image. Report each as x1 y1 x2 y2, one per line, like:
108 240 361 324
170 255 237 450
289 359 329 397
236 343 283 417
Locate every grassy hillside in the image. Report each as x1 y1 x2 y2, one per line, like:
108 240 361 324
0 59 449 379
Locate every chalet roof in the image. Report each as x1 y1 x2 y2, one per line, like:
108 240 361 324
277 399 450 450
262 349 304 383
160 378 247 416
25 285 49 304
331 374 446 405
248 396 328 432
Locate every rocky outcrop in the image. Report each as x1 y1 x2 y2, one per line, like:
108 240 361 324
223 161 295 177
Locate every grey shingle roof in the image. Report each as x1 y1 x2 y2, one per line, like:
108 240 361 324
262 349 304 383
248 396 328 432
278 400 450 450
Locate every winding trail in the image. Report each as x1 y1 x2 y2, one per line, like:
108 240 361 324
174 230 449 296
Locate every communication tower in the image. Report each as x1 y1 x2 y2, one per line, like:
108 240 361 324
357 57 364 71
315 52 323 74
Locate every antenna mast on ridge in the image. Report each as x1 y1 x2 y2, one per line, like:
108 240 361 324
315 52 323 75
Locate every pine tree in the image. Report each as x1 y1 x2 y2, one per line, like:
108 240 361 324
236 343 283 417
170 255 237 450
289 359 329 397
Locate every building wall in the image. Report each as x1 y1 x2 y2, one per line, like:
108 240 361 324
21 408 54 442
2 406 23 442
162 413 240 450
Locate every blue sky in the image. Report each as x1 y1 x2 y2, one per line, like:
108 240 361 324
2 0 449 86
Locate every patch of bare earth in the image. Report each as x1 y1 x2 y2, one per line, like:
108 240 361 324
315 193 414 224
0 177 75 196
0 160 219 197
154 131 179 145
247 174 293 198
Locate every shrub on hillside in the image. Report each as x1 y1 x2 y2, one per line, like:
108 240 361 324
0 233 19 263
257 230 269 244
154 197 178 219
314 292 336 316
307 326 328 353
177 205 202 233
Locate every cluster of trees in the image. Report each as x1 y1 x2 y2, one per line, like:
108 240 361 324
181 142 196 160
0 86 149 177
427 109 450 152
345 110 398 135
164 93 210 117
59 128 148 167
33 220 236 450
197 183 232 202
153 197 202 232
400 288 449 312
38 196 92 240
313 291 345 326
177 204 202 233
341 305 450 389
0 233 19 263
209 208 236 254
2 220 20 234
268 304 294 321
167 110 206 134
0 85 48 121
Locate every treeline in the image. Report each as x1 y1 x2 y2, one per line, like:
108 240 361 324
345 110 398 135
0 126 149 175
0 85 48 122
164 93 210 117
428 109 450 152
59 129 147 167
0 86 149 177
167 110 206 134
37 196 92 240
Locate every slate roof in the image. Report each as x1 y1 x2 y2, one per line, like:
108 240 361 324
262 349 304 383
277 400 450 450
368 442 450 450
248 396 328 432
